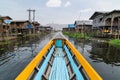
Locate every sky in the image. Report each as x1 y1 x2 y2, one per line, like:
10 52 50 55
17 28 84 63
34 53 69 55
0 0 120 25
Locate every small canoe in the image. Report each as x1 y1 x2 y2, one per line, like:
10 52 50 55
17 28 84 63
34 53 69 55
15 33 102 80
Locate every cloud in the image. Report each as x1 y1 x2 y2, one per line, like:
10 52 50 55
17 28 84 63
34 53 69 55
64 1 71 7
78 8 92 13
77 8 94 20
95 0 116 11
0 0 28 20
46 0 62 7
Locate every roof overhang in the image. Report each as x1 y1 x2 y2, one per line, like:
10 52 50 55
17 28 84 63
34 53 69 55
89 12 105 20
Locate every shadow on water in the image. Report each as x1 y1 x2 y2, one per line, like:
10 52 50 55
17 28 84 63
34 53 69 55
0 42 16 66
0 35 39 66
66 37 120 80
90 41 120 66
0 33 53 80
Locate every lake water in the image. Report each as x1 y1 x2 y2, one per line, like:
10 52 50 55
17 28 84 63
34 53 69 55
0 33 120 80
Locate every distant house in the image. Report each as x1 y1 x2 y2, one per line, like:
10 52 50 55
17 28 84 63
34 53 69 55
38 26 53 33
90 10 120 34
0 16 12 36
68 24 75 28
74 20 92 33
38 26 45 32
44 26 53 33
62 24 76 32
62 28 69 32
32 21 40 29
68 24 75 32
32 21 40 33
10 20 31 35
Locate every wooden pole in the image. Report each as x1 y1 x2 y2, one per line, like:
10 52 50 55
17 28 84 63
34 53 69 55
27 9 32 22
33 10 36 34
118 18 120 39
111 16 114 38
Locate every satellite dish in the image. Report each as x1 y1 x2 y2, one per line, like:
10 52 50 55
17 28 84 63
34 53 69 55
4 20 12 24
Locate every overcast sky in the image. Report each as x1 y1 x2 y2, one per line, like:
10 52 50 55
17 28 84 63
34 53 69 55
0 0 120 25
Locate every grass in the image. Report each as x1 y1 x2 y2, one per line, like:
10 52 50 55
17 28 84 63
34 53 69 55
109 39 120 47
23 33 41 37
63 31 90 40
0 40 11 45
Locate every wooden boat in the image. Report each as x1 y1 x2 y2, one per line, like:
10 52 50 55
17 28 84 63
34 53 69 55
15 33 102 80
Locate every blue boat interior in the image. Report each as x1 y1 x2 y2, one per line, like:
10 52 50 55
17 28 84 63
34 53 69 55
56 40 62 48
29 39 89 80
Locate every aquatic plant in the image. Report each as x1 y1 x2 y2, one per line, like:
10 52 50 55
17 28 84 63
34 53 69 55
63 31 90 40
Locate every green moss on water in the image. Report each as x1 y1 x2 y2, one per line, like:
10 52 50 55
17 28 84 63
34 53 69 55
63 32 90 40
109 39 120 47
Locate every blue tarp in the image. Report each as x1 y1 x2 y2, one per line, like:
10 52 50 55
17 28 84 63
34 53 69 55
68 24 75 28
27 23 33 29
4 20 11 24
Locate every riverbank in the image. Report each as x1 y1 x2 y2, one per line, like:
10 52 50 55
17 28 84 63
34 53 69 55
63 32 90 40
0 36 17 41
63 31 120 48
109 39 120 47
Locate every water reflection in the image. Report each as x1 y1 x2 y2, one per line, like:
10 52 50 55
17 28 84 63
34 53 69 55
0 43 15 66
70 38 120 66
0 33 52 80
61 36 120 80
90 41 120 66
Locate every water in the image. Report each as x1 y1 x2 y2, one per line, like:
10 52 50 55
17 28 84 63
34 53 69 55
67 38 120 80
0 33 54 80
0 33 120 80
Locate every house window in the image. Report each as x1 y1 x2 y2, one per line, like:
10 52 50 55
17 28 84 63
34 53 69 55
99 18 103 22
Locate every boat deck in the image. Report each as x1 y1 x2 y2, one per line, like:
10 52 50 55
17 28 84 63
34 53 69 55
15 33 102 80
49 48 69 80
32 45 88 80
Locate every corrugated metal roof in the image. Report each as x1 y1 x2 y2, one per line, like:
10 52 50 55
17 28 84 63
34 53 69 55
68 24 75 28
1 16 12 20
90 10 120 20
11 20 29 23
75 20 92 25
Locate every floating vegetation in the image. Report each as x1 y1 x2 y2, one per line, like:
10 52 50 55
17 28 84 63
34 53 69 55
63 32 90 40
